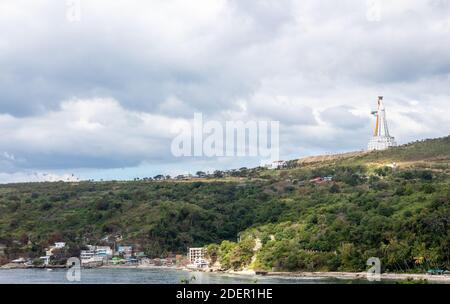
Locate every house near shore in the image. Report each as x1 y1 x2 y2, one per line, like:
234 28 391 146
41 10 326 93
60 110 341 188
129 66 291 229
187 247 209 269
12 258 26 264
117 246 133 258
188 247 205 264
80 245 113 265
39 255 50 266
91 245 113 258
80 249 95 261
40 242 67 265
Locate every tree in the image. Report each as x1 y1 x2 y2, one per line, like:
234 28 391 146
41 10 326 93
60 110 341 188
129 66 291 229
329 183 341 193
213 170 224 178
196 171 206 178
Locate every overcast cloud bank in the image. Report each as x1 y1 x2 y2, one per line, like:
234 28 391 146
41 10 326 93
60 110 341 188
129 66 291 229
0 0 449 182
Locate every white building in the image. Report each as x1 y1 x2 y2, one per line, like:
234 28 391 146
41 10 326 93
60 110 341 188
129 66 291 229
188 247 206 264
54 242 66 249
80 250 95 261
95 246 113 258
81 245 113 262
117 246 133 258
40 256 50 266
368 96 397 151
42 242 66 260
267 160 287 170
187 247 209 269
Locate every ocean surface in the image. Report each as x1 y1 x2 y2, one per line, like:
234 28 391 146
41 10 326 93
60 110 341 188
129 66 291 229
0 268 371 284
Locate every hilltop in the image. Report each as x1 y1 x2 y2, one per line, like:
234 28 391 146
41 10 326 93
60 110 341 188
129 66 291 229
297 136 449 168
0 136 449 272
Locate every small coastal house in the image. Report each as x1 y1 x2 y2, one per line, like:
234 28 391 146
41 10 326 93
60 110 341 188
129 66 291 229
117 246 133 258
12 258 26 264
190 259 209 269
95 246 113 258
80 245 113 264
39 255 50 266
43 242 67 259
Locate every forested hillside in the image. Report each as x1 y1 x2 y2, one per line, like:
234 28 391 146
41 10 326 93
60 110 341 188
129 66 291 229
1 136 449 272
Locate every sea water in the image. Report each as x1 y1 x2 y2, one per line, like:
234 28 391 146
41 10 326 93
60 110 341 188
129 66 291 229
0 268 368 284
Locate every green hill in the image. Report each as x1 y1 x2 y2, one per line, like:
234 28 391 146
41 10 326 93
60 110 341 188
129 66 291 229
0 136 449 272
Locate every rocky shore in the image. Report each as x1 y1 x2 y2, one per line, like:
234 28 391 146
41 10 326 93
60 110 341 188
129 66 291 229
2 263 449 283
241 270 450 283
1 263 67 269
185 267 450 283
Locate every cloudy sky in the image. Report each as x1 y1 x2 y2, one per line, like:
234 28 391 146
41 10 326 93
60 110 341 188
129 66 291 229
0 0 449 183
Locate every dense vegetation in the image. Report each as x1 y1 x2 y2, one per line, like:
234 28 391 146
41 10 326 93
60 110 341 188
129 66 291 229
0 181 283 260
1 136 449 272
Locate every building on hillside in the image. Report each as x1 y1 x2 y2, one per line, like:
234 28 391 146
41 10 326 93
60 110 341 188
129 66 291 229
54 242 66 249
268 160 287 170
117 246 133 258
12 258 26 264
368 96 397 151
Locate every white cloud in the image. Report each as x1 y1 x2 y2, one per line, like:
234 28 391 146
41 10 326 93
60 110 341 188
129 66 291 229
0 98 185 171
0 0 449 181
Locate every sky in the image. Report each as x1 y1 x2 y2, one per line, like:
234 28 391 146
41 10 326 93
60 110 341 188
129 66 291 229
0 0 449 183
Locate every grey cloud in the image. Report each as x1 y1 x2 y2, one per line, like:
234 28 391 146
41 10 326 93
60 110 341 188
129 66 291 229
0 0 449 180
320 106 368 129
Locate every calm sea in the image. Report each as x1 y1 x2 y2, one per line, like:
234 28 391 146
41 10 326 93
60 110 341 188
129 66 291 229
0 268 371 284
